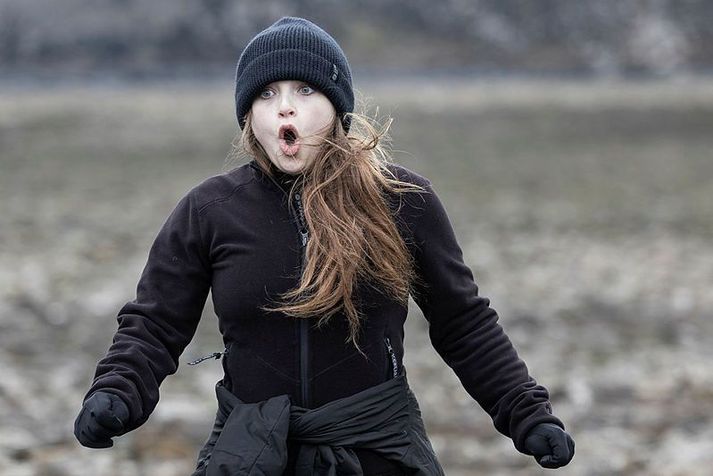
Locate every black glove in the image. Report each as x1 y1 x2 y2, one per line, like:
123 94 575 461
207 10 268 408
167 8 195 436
74 391 130 449
523 422 575 468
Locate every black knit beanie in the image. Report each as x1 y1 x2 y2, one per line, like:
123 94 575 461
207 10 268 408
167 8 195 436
234 16 354 133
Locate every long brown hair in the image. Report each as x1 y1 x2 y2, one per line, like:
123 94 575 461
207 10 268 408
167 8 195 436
224 102 428 355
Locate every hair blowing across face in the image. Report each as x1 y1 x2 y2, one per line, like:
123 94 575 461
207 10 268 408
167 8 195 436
224 109 428 355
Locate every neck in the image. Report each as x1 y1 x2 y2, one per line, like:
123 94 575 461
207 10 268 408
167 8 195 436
269 162 302 191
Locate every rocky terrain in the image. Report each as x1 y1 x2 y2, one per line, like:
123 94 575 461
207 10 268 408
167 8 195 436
1 77 712 475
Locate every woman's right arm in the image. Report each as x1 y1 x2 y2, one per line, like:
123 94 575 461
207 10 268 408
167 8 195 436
81 189 212 434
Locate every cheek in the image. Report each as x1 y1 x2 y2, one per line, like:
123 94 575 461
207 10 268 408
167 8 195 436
307 101 336 130
250 105 270 131
250 116 272 144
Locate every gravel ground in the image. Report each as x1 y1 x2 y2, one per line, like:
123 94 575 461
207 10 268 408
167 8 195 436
1 76 712 475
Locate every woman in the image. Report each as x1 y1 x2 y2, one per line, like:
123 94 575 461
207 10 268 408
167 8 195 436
74 16 575 475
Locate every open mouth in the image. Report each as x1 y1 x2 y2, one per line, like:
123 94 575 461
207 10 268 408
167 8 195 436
279 124 301 156
279 124 299 144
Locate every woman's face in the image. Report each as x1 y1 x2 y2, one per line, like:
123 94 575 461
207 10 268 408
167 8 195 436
250 79 336 175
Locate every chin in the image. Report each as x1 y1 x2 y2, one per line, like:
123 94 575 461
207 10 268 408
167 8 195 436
278 156 306 173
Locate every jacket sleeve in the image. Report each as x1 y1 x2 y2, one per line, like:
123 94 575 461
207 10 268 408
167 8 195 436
82 190 212 433
407 178 564 454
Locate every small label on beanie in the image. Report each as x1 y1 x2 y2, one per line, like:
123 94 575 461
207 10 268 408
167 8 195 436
331 64 339 81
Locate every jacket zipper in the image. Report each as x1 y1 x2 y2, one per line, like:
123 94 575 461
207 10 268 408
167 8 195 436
294 191 311 407
187 345 230 366
250 162 311 407
384 336 399 378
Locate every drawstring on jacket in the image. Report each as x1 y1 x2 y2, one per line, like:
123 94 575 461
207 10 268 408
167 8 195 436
187 346 230 366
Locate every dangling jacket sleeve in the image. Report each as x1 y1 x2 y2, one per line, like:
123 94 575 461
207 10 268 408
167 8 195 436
82 190 212 433
406 177 564 454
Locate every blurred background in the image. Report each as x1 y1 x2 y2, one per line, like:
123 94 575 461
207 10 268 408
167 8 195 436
1 1 712 475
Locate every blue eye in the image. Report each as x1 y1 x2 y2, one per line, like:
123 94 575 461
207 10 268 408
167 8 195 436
300 85 314 94
259 88 274 99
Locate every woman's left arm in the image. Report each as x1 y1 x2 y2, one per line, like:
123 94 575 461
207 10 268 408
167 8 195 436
405 177 567 456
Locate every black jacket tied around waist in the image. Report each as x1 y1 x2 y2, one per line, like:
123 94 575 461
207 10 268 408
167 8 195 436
192 369 444 476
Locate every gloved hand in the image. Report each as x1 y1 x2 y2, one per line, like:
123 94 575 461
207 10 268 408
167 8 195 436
73 391 130 449
523 422 575 468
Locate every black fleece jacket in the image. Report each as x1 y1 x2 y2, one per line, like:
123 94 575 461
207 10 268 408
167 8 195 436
83 159 564 471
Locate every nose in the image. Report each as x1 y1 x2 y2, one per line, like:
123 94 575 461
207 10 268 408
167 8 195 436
278 94 296 119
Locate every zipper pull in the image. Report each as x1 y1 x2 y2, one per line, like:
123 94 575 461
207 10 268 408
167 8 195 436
187 346 229 366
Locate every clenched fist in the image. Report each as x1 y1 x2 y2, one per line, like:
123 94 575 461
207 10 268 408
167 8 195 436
523 422 575 468
74 391 130 448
